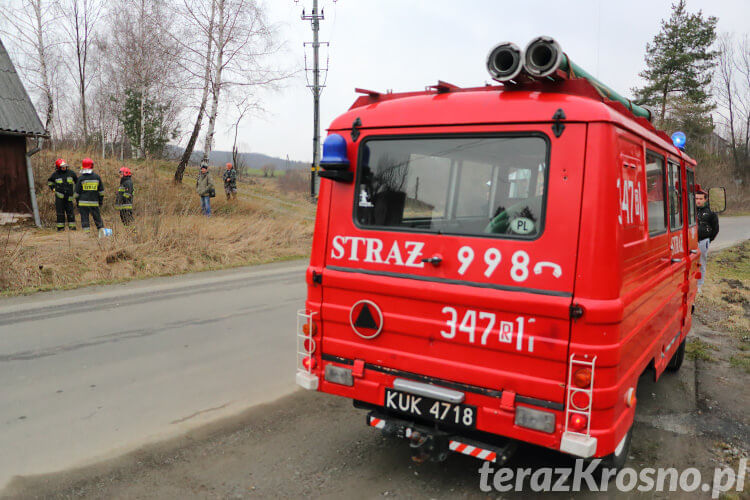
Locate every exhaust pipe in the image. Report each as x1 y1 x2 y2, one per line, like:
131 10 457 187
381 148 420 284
523 36 563 78
486 42 523 82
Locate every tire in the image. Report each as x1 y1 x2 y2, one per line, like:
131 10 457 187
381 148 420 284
666 338 686 372
595 425 633 479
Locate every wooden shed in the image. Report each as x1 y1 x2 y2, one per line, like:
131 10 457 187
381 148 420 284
0 38 47 225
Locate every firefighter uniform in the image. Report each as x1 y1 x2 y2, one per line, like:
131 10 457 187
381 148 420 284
47 169 78 230
115 175 134 225
74 171 105 232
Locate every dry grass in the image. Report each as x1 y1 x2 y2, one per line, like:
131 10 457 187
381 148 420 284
694 241 750 336
0 150 314 295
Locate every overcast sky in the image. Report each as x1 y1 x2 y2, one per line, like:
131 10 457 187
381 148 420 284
211 0 750 163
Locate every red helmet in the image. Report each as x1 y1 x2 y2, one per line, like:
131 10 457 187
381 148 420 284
82 157 94 170
226 162 232 169
119 166 132 176
55 158 67 169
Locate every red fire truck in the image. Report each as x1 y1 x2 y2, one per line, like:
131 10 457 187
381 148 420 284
296 36 703 468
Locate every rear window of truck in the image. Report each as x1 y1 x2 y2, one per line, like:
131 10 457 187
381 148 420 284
354 135 549 239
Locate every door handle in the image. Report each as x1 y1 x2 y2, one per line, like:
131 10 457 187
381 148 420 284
671 258 683 263
690 249 698 254
421 255 443 266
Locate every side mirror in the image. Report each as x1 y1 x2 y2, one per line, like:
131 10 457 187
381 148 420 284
708 187 726 213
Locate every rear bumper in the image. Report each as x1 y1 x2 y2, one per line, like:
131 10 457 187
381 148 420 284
296 355 630 458
307 356 567 450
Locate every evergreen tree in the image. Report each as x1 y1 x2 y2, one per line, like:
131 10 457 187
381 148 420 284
119 88 178 158
633 1 718 130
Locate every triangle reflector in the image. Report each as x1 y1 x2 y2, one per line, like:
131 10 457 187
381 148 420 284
355 305 378 330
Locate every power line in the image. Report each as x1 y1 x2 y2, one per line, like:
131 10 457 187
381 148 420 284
295 0 336 199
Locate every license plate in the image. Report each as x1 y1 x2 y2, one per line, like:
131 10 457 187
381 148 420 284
384 388 476 429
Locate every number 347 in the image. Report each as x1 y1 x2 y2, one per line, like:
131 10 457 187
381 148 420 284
440 307 531 352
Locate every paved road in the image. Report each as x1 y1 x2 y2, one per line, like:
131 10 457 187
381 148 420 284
709 214 749 252
0 216 746 491
0 261 306 490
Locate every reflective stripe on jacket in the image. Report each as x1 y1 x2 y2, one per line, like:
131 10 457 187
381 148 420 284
115 177 134 210
47 170 78 198
75 172 105 207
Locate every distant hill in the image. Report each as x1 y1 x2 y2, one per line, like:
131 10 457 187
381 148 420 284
165 145 308 171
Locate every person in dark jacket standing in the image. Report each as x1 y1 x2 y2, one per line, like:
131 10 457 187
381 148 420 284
47 158 78 231
74 157 105 233
223 162 237 200
115 166 135 226
696 188 719 292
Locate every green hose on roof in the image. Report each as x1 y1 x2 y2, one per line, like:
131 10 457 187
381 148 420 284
522 36 653 122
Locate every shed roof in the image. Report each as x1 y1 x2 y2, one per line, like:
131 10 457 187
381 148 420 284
0 38 47 137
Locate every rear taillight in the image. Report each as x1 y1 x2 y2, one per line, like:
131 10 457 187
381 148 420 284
565 354 595 436
570 390 590 411
303 337 317 354
302 356 317 371
297 310 319 378
302 321 318 336
568 413 588 432
573 368 591 388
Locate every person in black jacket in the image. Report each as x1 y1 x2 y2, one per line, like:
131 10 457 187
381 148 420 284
115 166 135 226
47 158 78 231
696 188 719 292
74 157 105 233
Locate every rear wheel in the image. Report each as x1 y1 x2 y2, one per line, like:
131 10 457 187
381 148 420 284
666 339 686 372
595 426 632 480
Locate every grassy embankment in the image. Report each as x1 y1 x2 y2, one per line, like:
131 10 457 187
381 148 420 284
690 241 750 371
0 151 315 296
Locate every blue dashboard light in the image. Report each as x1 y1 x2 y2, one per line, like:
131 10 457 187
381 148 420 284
320 134 349 169
671 131 686 150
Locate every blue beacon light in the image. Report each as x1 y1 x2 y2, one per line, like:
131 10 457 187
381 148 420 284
671 131 686 150
320 134 349 168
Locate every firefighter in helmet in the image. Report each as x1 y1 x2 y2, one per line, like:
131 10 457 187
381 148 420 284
115 166 135 226
74 157 105 233
47 158 78 231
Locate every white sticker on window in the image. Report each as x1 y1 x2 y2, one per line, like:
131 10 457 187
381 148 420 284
358 186 374 207
510 217 535 235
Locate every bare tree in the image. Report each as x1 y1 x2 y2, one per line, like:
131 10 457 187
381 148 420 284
58 0 103 144
200 0 288 164
229 96 261 181
737 36 750 168
173 0 216 182
714 33 750 183
231 100 248 177
0 0 60 138
104 0 180 159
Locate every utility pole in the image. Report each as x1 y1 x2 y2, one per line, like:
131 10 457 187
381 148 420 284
297 0 332 199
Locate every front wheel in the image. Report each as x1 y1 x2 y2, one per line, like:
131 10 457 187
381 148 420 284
666 338 686 372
